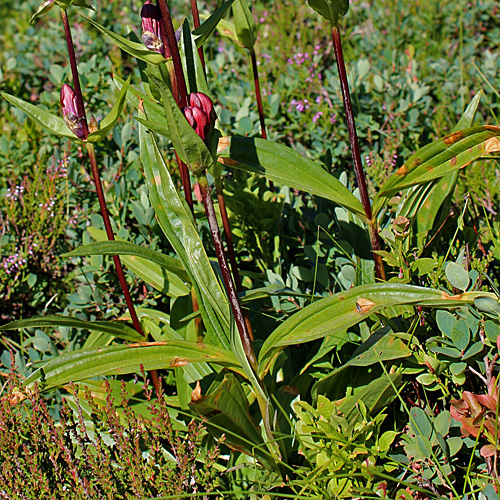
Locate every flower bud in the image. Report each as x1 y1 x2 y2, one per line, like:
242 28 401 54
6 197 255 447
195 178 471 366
60 83 85 139
183 92 216 144
141 0 163 54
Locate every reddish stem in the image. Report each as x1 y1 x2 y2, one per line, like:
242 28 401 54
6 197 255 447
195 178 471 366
250 48 273 192
156 0 193 211
156 0 188 107
60 8 160 393
215 180 254 340
331 25 385 280
198 175 256 367
190 0 206 71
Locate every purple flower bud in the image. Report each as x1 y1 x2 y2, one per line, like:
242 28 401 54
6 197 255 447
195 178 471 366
141 0 163 54
183 92 216 144
60 84 85 139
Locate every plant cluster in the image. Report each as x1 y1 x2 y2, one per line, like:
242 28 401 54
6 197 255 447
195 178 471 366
1 0 500 498
0 364 222 499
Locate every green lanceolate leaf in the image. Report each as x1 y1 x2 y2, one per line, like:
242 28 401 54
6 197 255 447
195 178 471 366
56 0 94 11
138 109 231 347
23 341 243 390
311 333 410 399
114 75 170 137
1 92 79 140
257 283 497 377
232 0 257 49
149 75 214 174
86 78 129 143
413 91 484 248
189 373 274 469
217 136 365 219
307 0 349 26
180 20 209 95
65 231 191 298
193 0 236 48
374 125 500 214
0 315 143 342
31 0 56 24
80 14 167 66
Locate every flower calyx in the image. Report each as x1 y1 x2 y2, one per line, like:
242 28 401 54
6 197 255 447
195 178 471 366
141 0 163 54
60 83 85 139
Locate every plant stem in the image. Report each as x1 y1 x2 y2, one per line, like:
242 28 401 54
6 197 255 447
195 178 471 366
189 0 206 71
198 174 256 368
214 177 254 340
157 0 188 107
250 48 273 192
156 0 193 211
250 49 267 141
60 8 160 392
85 145 144 336
331 25 385 281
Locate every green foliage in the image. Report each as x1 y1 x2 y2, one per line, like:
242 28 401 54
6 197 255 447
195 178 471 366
295 395 396 497
2 0 500 497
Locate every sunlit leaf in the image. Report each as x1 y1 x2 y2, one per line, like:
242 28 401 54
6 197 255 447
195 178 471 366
1 316 143 342
217 136 365 219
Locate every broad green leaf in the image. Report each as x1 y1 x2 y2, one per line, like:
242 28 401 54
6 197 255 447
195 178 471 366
337 373 401 418
217 136 365 219
114 74 165 121
374 125 500 212
65 232 191 298
193 0 236 48
474 296 500 315
138 108 231 347
150 74 214 174
189 373 274 469
80 14 167 66
413 91 483 247
258 283 497 377
446 262 470 291
307 0 349 26
1 92 79 140
23 341 243 390
450 319 470 352
1 315 143 342
310 333 410 399
344 333 411 368
232 0 257 49
180 20 209 96
436 310 456 337
86 78 129 143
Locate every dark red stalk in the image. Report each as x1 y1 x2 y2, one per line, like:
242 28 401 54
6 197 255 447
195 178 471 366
331 25 385 280
156 1 254 362
250 49 267 141
189 0 206 71
156 0 193 211
215 180 254 340
250 48 274 192
198 175 256 367
156 0 188 107
60 8 160 392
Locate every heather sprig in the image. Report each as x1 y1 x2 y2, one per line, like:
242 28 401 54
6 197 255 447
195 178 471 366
0 365 223 499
